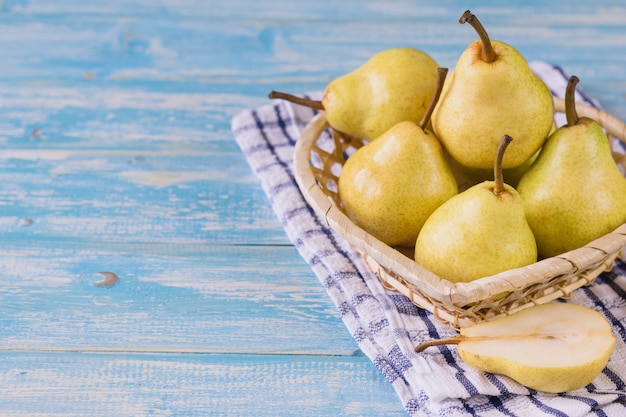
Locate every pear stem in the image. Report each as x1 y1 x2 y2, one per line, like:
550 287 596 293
565 75 580 127
415 335 464 353
459 10 497 63
268 91 325 111
418 67 448 130
493 135 513 196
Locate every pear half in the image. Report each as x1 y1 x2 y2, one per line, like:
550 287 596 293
416 303 616 393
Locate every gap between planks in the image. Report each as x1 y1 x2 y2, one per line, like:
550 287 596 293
0 346 365 357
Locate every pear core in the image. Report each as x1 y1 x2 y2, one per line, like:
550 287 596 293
458 303 616 393
417 303 616 393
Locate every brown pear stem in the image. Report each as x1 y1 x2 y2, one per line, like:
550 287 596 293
418 67 449 129
459 10 497 63
268 91 325 111
565 75 580 126
415 335 464 353
494 135 513 196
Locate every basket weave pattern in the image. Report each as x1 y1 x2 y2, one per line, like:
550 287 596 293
294 98 626 328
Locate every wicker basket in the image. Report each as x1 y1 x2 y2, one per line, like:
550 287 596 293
293 97 626 328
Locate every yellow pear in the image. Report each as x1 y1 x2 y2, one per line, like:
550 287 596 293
450 149 540 191
338 68 457 247
269 47 438 141
416 303 616 393
414 135 537 283
517 76 626 258
432 10 553 169
450 123 556 190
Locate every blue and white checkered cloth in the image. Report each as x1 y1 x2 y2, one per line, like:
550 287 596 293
231 62 626 417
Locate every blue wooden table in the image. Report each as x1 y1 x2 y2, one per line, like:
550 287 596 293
0 1 624 416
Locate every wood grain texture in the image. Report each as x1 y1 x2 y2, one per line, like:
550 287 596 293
0 351 406 417
0 0 625 415
0 149 288 244
0 242 359 354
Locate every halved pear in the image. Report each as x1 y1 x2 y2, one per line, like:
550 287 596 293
416 303 615 393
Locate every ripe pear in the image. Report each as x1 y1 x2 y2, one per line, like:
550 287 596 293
414 135 537 283
269 47 438 141
416 303 616 393
431 10 553 169
517 76 626 258
451 123 556 190
450 149 540 191
338 68 457 247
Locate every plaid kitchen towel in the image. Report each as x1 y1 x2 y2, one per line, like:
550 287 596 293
230 62 626 417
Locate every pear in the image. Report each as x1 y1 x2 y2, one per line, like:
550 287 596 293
517 75 626 258
414 135 537 283
451 123 557 190
431 10 553 169
415 303 616 393
450 149 540 191
269 47 438 141
338 68 457 247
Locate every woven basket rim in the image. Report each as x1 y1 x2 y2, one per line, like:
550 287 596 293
293 97 626 310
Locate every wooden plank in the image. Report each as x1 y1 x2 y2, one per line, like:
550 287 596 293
0 149 289 244
0 84 266 154
0 242 359 355
0 6 623 91
0 351 408 417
